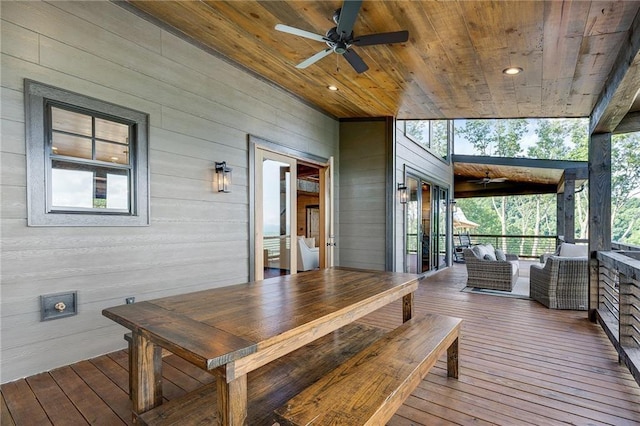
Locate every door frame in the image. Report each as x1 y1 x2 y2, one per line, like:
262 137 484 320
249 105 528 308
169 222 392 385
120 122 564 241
248 135 332 281
402 166 452 274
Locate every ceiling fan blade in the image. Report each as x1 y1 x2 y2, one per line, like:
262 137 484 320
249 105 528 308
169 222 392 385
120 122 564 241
275 24 326 42
488 178 508 183
336 0 362 38
353 30 409 46
296 48 333 69
343 49 369 73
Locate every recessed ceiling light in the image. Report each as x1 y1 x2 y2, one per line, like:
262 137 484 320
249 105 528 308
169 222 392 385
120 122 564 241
503 67 523 75
327 85 338 91
110 156 119 162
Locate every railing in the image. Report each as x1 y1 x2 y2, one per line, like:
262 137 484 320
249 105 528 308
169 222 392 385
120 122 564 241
263 235 290 267
596 241 640 386
455 234 560 259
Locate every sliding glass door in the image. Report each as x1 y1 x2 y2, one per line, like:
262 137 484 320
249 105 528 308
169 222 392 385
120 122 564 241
405 175 449 274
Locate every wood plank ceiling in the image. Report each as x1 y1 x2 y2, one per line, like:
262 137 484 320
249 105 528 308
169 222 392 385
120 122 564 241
125 1 640 121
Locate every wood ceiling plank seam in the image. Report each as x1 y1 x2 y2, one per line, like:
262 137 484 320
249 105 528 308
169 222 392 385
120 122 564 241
397 1 468 118
501 2 545 117
463 0 515 116
427 1 495 117
541 1 592 116
369 1 445 119
542 1 591 80
584 1 640 37
458 1 513 117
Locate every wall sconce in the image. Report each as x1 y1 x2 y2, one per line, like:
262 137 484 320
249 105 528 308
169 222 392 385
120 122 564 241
215 161 232 193
397 183 408 204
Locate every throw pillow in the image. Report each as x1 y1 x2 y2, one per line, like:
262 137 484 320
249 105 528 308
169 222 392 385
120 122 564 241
471 245 483 258
483 252 497 261
495 248 507 261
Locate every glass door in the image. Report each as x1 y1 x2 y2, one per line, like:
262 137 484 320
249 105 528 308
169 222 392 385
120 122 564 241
405 175 450 274
434 187 449 269
405 177 420 274
255 150 297 280
421 182 432 273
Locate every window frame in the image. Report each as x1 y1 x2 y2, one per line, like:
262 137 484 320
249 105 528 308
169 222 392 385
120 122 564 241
402 119 451 163
25 79 150 226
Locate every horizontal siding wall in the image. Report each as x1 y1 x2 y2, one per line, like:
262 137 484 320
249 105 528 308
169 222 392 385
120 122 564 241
338 120 388 271
394 122 453 272
0 1 338 383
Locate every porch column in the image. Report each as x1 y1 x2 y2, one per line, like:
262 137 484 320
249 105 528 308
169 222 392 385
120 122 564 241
562 170 576 244
588 132 612 320
556 192 565 244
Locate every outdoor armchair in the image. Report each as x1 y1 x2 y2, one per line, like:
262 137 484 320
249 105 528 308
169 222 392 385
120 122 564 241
463 245 519 291
530 256 588 310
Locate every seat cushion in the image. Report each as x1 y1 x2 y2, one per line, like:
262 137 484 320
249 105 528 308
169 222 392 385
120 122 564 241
559 243 587 257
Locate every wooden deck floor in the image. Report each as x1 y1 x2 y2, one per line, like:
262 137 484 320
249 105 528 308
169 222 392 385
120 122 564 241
3 264 640 425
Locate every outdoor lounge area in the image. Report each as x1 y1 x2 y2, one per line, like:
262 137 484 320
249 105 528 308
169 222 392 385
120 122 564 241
3 266 639 425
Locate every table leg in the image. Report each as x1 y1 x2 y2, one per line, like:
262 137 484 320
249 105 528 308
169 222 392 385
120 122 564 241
216 374 248 426
131 331 162 421
447 337 459 378
402 292 414 322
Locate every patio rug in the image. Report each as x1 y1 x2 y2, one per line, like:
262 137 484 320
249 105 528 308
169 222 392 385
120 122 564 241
461 276 531 300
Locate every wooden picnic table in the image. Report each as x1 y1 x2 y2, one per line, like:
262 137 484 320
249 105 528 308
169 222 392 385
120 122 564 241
102 267 419 425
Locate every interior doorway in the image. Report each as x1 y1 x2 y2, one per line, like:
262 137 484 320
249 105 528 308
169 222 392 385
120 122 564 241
253 145 332 280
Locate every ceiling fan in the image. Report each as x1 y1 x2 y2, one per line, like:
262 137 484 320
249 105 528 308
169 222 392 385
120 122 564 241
274 0 409 73
468 172 508 186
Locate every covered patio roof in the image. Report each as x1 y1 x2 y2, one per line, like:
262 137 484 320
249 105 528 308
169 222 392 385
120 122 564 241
452 154 588 199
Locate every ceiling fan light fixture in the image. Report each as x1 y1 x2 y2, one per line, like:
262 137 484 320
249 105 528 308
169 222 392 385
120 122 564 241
503 66 523 75
327 85 339 91
275 0 408 74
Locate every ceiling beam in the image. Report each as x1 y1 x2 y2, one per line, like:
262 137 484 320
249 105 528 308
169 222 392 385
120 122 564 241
614 110 640 134
590 8 640 134
454 182 557 199
451 155 587 170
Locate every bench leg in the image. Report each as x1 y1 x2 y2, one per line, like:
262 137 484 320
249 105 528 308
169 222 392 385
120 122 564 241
447 337 459 378
131 332 163 421
216 373 247 426
402 292 414 322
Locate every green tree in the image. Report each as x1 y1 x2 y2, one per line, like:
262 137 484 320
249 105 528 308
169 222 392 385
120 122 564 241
494 119 528 157
456 120 495 155
528 119 572 159
611 133 640 243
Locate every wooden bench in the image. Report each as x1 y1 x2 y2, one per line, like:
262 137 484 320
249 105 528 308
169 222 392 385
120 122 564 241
274 313 462 425
135 323 390 425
